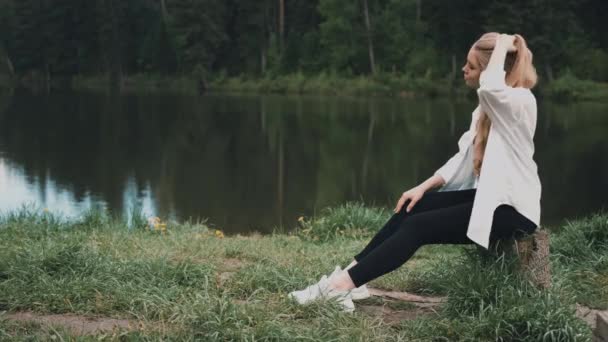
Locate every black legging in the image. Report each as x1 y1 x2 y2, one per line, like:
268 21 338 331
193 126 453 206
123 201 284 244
347 189 537 287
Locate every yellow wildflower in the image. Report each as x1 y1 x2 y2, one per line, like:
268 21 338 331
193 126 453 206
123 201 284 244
215 230 225 238
159 223 167 234
147 216 161 229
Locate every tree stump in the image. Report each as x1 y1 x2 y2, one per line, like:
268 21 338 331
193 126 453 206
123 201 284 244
490 228 552 289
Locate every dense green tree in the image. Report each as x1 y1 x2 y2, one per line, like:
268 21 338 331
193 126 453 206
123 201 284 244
139 6 177 74
0 0 15 75
482 0 582 82
11 0 46 73
217 0 274 75
375 0 437 75
167 0 228 73
317 0 367 74
0 0 606 84
281 0 322 72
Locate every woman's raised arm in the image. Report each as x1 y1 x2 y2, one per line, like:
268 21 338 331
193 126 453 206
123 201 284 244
476 34 523 128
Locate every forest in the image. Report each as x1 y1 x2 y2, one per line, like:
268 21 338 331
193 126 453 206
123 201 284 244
0 0 606 95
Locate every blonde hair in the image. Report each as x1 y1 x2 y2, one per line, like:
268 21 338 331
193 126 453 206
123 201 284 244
472 32 537 177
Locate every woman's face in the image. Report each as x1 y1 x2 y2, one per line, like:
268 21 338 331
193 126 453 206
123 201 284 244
462 49 481 88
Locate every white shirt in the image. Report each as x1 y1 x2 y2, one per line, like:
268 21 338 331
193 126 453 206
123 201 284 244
433 67 541 249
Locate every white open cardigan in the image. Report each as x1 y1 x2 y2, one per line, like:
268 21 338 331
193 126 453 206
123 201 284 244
433 66 542 249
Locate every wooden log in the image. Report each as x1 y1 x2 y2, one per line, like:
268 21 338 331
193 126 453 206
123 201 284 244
516 229 551 289
490 228 552 289
368 288 447 304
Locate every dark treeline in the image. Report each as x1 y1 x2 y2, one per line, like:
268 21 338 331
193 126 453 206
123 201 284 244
0 0 607 88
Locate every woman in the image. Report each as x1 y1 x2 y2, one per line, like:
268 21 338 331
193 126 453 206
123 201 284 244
289 32 541 312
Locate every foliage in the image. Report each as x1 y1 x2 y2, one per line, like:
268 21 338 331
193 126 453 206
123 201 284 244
296 202 390 242
398 249 590 341
543 71 608 101
0 0 606 87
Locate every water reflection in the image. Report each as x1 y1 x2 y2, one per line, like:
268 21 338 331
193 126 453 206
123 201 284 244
0 89 606 233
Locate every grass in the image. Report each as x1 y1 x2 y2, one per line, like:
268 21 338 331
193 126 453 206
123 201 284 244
67 71 608 102
0 204 605 340
541 72 608 102
71 72 467 98
72 73 199 94
209 72 458 98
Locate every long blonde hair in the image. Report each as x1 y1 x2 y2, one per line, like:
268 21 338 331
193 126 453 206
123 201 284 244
472 32 537 177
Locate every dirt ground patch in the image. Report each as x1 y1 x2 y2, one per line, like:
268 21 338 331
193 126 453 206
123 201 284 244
217 257 249 287
368 287 447 304
359 293 608 333
356 288 444 324
358 304 437 325
2 312 137 335
220 257 247 271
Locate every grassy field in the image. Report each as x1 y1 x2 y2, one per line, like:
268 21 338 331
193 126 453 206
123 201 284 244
0 203 606 340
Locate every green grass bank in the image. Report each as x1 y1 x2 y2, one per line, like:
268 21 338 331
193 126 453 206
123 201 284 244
0 203 606 340
68 72 608 102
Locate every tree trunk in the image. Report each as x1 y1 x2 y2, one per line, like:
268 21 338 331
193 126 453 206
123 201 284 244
490 229 552 290
262 1 271 74
277 129 284 229
6 56 14 76
448 54 457 86
278 0 285 51
44 63 51 93
107 0 122 91
0 42 14 76
545 64 554 82
160 0 168 21
361 107 376 190
0 49 14 76
261 48 267 74
362 0 376 75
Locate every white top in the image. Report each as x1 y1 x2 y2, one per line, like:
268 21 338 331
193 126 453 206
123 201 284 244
433 67 541 249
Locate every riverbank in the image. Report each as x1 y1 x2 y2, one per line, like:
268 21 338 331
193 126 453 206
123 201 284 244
67 72 608 101
71 72 461 98
0 203 606 340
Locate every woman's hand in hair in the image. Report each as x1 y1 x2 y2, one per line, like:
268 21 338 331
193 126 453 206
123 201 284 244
394 186 426 214
498 34 517 52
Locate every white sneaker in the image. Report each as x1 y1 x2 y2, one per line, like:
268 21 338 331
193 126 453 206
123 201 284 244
338 265 371 301
288 274 327 304
350 284 371 301
316 274 355 312
327 265 371 300
288 266 341 305
288 266 354 312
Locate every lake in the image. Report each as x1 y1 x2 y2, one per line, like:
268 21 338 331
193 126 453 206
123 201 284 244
0 89 606 233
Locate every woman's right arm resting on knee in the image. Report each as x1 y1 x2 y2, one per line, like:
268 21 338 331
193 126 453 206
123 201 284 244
395 95 477 214
394 174 445 214
420 174 447 192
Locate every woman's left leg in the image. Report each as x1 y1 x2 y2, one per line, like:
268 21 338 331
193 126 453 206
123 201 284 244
334 203 537 290
347 202 475 288
488 204 538 243
352 189 477 264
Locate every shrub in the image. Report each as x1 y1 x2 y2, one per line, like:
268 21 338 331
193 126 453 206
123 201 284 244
295 202 390 242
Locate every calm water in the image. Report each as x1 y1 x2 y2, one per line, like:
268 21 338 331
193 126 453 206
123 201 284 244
0 89 606 233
